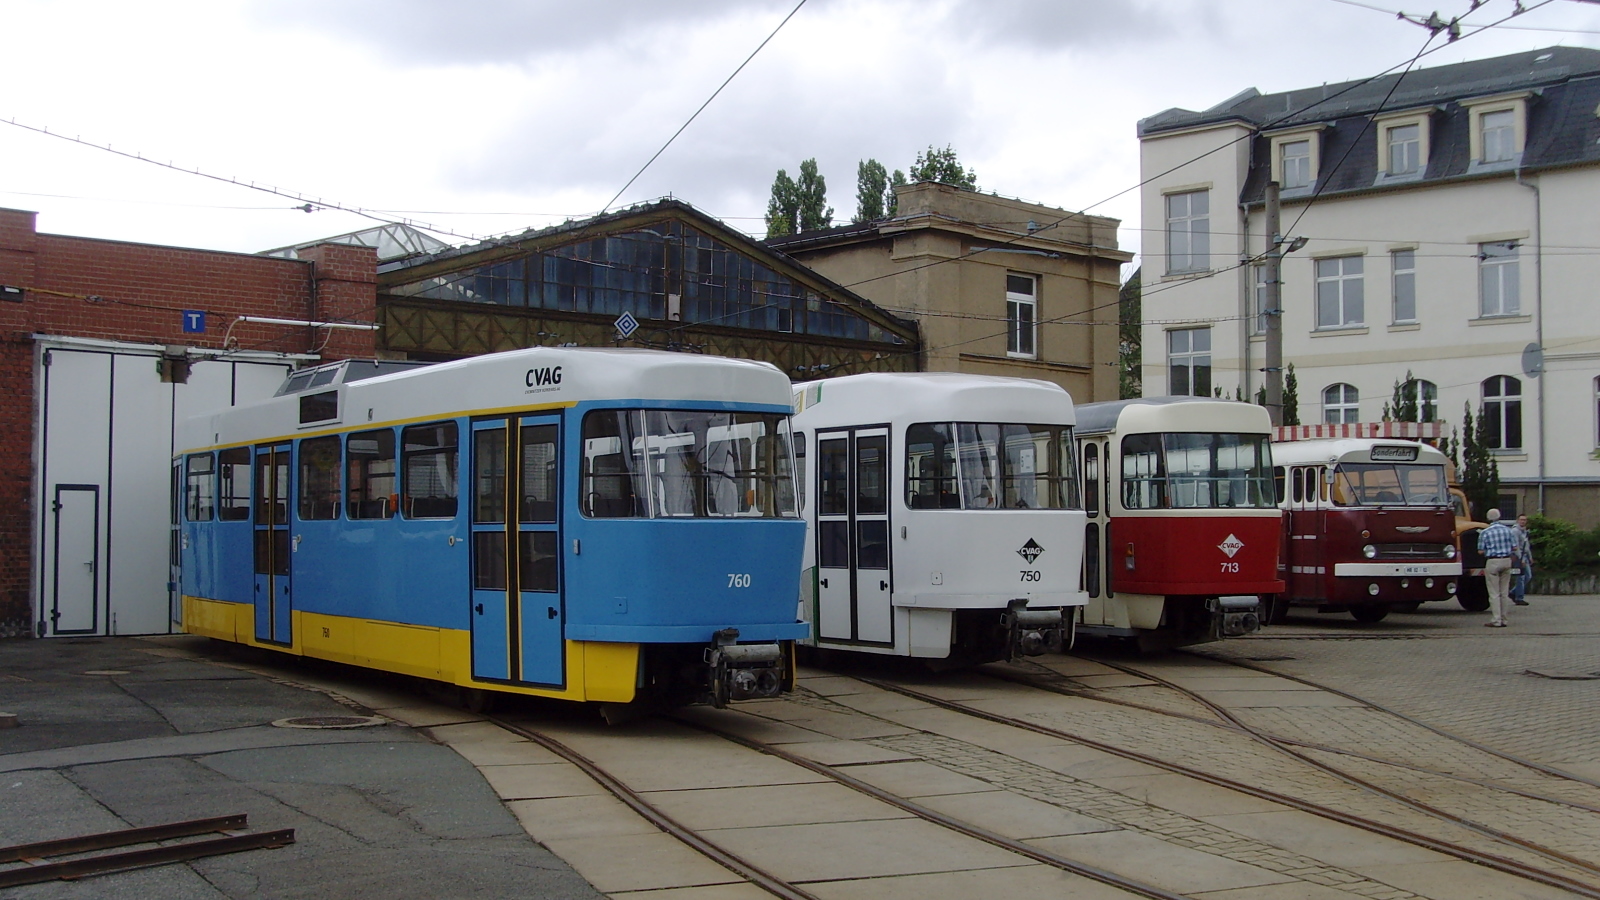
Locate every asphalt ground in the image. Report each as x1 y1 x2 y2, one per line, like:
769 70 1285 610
0 637 603 900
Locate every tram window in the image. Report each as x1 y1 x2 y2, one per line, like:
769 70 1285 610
857 520 889 568
297 437 342 520
402 422 459 519
1120 434 1166 509
255 529 290 576
752 430 798 518
520 531 559 592
1292 467 1305 504
299 390 338 425
581 411 647 518
1085 522 1100 596
818 521 849 568
817 438 849 516
956 424 1001 509
218 447 251 520
1273 466 1286 505
185 453 215 522
794 432 807 510
473 532 506 590
1084 444 1100 517
475 427 507 524
256 451 289 525
347 429 397 519
856 435 888 515
521 424 558 523
906 423 959 509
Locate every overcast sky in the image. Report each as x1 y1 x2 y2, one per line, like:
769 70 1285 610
4 0 1598 274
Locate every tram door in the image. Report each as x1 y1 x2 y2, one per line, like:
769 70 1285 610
253 443 292 645
1288 465 1328 600
470 415 564 685
815 427 892 644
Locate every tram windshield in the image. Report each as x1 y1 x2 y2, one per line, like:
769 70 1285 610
905 422 1078 510
581 409 798 519
1332 463 1448 507
1121 433 1273 509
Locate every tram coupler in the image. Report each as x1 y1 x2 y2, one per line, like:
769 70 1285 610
705 628 786 708
1208 595 1262 637
1003 601 1068 660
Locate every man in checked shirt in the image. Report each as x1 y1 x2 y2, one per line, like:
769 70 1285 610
1477 509 1517 628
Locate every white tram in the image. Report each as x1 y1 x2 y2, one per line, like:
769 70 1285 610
790 373 1086 664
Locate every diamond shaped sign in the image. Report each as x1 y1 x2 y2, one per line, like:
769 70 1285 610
1017 538 1044 565
1217 534 1245 559
614 311 639 339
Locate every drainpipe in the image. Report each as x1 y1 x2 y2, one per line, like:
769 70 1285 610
1516 167 1544 514
1240 200 1253 404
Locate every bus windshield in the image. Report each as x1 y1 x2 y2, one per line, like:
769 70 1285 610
905 422 1078 510
581 410 798 519
1333 463 1448 507
1121 433 1274 509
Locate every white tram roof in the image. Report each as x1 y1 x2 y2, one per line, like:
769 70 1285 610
178 347 792 451
1269 437 1448 468
1073 397 1272 438
791 372 1075 427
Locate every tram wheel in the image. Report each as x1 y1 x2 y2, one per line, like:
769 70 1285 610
459 687 497 714
1350 604 1389 624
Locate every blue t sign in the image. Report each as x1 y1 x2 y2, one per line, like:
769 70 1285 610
182 310 206 333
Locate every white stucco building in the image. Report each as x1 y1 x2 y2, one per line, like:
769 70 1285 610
1136 47 1600 525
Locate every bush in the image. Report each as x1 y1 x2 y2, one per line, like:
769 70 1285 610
1527 514 1600 574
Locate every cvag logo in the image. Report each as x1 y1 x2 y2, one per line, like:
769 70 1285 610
525 366 563 388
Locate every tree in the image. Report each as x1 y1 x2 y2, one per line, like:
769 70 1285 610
886 169 907 216
1460 401 1502 519
764 169 799 238
854 159 889 223
908 144 977 190
1385 369 1419 422
795 158 833 232
1283 363 1301 426
1118 268 1142 399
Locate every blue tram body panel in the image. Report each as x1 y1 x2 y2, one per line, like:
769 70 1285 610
563 518 807 643
293 514 467 629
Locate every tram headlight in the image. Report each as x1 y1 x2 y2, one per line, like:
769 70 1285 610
1362 544 1377 559
1368 583 1380 596
1444 544 1457 559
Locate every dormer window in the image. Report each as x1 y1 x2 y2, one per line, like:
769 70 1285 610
1281 141 1311 189
1481 110 1515 163
1387 124 1420 174
1463 93 1528 169
1268 127 1324 193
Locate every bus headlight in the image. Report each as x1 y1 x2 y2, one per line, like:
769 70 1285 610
1444 544 1457 559
1368 583 1380 596
1363 544 1377 559
1425 578 1435 588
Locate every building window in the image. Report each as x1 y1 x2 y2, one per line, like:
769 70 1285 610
1479 242 1520 317
1315 256 1364 329
1392 250 1416 323
1252 264 1269 335
1594 377 1600 447
1006 273 1037 358
1481 110 1515 163
1281 140 1312 190
1323 384 1360 424
1165 190 1209 274
1387 124 1420 175
1400 378 1438 422
1483 375 1522 450
1168 327 1211 397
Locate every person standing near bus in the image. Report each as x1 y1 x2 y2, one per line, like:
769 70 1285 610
1511 513 1534 606
1478 509 1516 627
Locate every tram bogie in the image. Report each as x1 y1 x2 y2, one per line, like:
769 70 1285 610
791 373 1087 666
1267 438 1459 622
1073 398 1282 649
175 348 806 710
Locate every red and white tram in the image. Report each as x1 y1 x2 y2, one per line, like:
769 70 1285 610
1266 438 1459 623
1073 398 1281 649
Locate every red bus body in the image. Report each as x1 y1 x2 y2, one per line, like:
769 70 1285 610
1076 399 1284 649
1271 439 1459 622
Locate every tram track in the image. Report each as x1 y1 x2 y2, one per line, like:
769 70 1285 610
1040 656 1600 883
855 673 1600 899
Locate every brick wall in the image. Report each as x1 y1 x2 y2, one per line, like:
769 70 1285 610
0 208 379 634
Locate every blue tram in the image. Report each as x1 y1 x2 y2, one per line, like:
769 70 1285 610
175 348 806 708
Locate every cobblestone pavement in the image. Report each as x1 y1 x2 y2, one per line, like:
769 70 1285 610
1188 593 1600 770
